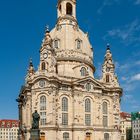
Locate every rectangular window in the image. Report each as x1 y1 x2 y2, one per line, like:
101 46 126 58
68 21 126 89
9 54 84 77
62 113 68 125
77 40 81 49
85 114 91 126
54 40 59 48
40 112 46 126
40 104 46 110
63 132 69 140
103 116 108 127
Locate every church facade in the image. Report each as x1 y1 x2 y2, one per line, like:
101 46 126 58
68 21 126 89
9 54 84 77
17 0 122 140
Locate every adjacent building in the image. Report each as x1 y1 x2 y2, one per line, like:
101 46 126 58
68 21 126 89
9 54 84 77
132 112 140 140
17 0 123 140
120 112 132 140
0 120 19 140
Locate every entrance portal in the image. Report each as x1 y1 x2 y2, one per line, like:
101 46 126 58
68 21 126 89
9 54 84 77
86 132 91 140
40 132 45 140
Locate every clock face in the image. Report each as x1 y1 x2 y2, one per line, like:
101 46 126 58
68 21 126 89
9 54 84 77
43 53 48 59
39 80 45 88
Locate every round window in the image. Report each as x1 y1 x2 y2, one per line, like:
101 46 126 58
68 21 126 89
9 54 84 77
39 80 46 88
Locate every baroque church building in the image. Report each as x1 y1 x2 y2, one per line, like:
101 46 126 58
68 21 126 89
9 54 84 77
17 0 122 140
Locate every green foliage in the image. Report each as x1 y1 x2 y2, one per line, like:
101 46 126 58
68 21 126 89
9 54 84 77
126 128 132 140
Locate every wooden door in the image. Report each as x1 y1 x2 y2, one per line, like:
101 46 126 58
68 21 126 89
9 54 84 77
86 136 91 140
40 133 45 140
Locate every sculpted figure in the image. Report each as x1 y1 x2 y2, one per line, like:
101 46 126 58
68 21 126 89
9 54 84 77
32 110 40 129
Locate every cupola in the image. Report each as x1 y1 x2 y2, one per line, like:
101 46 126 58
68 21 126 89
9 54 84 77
57 0 77 24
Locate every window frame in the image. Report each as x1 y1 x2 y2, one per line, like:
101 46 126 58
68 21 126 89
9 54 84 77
66 2 73 15
104 133 109 140
75 39 82 49
102 101 108 127
106 75 110 83
41 62 46 70
85 98 91 126
62 97 68 126
81 67 86 76
53 39 60 49
63 132 69 140
40 95 47 126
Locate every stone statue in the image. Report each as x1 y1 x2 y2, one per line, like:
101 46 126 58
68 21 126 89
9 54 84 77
32 110 40 129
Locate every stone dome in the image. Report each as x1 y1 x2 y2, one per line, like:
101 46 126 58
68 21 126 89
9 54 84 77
50 24 93 60
50 23 95 78
47 0 95 78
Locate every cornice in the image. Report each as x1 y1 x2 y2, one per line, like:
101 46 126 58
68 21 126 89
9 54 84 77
57 57 95 72
56 15 78 26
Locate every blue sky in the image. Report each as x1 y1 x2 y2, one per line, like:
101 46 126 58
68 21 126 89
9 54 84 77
0 0 140 119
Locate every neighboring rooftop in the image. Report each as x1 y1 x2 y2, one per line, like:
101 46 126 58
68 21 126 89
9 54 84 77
120 112 131 119
0 119 19 128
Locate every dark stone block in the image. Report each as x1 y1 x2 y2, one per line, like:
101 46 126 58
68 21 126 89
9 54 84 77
30 129 40 140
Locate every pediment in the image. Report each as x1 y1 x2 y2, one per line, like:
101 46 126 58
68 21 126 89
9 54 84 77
29 75 59 89
73 76 105 89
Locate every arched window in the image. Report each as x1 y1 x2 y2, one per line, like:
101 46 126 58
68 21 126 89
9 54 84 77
59 4 62 13
66 3 72 15
63 132 69 140
103 102 108 114
106 75 110 83
40 96 46 110
62 97 68 125
54 39 59 48
85 99 91 112
41 62 46 70
86 132 91 140
62 97 68 112
40 96 47 126
40 132 45 140
81 67 86 76
104 133 109 140
85 99 91 126
103 102 108 127
76 39 81 49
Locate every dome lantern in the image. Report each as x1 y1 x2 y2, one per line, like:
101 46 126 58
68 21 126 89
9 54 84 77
57 0 77 24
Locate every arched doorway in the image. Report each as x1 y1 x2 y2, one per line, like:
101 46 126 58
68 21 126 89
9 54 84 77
86 132 91 140
104 133 109 140
40 132 45 140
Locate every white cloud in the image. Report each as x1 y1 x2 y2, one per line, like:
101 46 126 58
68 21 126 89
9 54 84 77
135 60 140 65
122 83 136 92
104 20 140 46
115 60 140 92
131 73 140 81
115 59 140 73
135 0 140 5
123 94 140 110
97 0 120 14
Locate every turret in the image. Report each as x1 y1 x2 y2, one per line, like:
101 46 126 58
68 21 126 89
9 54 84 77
101 44 119 87
27 58 35 76
39 26 56 73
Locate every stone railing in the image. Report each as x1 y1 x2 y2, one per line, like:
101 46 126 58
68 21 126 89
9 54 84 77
56 50 94 69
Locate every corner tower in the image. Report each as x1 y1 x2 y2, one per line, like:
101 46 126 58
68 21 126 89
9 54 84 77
101 44 119 87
